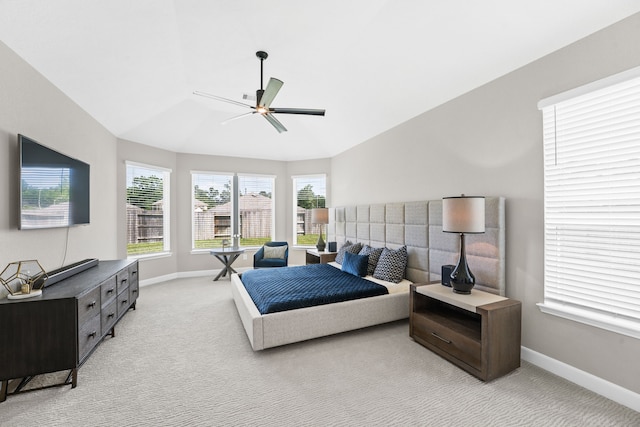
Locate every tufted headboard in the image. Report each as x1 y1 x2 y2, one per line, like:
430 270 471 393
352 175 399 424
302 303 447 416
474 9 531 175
326 197 506 296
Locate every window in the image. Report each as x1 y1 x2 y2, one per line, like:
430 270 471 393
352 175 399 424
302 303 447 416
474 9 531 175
126 162 171 256
192 172 233 249
192 172 274 249
237 174 275 246
537 67 640 339
292 174 326 246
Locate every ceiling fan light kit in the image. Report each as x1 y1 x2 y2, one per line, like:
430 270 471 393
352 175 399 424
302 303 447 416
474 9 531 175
194 51 325 133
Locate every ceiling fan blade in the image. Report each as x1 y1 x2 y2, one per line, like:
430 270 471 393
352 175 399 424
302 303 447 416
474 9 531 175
221 111 256 125
270 107 326 116
259 78 284 108
193 91 254 109
263 113 287 133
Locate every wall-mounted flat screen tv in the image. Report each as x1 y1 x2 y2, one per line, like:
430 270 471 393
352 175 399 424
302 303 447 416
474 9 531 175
19 134 90 229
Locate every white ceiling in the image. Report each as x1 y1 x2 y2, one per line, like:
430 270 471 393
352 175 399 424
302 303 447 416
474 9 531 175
1 1 640 161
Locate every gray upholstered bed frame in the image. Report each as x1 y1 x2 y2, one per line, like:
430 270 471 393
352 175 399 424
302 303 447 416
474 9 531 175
231 197 505 350
327 197 506 295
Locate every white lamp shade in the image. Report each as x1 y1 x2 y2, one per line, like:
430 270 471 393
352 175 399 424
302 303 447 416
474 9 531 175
442 196 485 233
311 208 329 224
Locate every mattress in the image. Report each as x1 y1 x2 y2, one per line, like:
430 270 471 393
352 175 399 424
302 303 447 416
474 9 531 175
240 263 389 314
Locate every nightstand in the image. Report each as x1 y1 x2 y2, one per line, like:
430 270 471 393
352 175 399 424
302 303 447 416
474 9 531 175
305 249 337 265
410 283 521 381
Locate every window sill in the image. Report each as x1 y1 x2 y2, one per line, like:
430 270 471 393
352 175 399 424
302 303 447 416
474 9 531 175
537 301 640 340
128 252 172 262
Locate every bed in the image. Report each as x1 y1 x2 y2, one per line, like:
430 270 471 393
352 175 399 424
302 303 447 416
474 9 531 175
231 198 505 351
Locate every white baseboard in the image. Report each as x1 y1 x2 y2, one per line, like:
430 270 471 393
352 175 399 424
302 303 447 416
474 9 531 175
521 347 640 412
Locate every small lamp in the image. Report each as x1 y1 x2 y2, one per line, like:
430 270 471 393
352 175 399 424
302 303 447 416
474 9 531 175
311 208 329 252
442 195 485 294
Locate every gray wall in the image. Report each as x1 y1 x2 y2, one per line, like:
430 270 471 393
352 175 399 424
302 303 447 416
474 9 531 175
0 40 118 299
331 13 640 393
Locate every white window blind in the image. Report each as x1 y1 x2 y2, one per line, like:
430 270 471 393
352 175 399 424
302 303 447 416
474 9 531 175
191 172 274 249
126 162 171 256
538 71 640 339
237 174 275 246
191 172 233 249
292 175 326 246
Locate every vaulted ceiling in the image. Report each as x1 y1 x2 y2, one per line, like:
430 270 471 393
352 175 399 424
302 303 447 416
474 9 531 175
1 1 639 161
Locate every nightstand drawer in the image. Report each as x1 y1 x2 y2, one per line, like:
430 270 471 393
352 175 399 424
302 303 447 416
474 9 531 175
412 314 481 370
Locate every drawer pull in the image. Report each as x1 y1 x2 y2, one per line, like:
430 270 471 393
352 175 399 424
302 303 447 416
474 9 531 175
431 332 452 344
121 299 128 305
121 278 127 284
132 271 137 276
88 331 97 339
88 301 96 308
108 313 115 319
107 288 114 294
132 289 138 294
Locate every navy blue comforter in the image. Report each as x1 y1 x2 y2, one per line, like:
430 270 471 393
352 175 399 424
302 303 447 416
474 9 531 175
241 264 389 314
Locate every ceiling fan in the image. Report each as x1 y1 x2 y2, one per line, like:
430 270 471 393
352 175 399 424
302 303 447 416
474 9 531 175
194 51 325 133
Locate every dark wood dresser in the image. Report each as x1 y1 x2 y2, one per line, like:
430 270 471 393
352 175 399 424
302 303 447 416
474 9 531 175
0 259 139 401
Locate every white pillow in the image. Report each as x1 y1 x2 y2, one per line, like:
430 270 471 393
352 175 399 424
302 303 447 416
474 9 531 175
263 245 287 259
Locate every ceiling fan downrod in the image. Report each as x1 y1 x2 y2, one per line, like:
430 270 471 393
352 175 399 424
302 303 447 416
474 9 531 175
256 51 268 105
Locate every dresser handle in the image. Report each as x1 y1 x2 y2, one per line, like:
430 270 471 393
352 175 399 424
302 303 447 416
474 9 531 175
132 289 137 294
88 331 97 339
88 301 96 308
431 332 452 344
121 278 127 284
108 313 115 319
132 271 137 276
107 288 114 294
121 299 128 305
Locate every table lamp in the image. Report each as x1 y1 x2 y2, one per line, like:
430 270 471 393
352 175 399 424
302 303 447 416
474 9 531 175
311 208 329 252
442 195 485 294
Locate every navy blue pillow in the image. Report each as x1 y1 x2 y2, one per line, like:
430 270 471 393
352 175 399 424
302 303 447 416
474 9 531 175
342 251 369 277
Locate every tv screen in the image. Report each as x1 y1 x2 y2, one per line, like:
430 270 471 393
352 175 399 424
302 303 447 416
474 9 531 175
19 134 90 229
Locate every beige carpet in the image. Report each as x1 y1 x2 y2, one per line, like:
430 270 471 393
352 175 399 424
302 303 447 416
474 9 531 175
2 276 639 426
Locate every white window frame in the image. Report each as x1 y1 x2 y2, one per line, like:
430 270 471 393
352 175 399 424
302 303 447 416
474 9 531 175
191 171 234 251
537 65 640 339
237 172 276 248
125 161 171 258
190 171 275 251
292 174 327 247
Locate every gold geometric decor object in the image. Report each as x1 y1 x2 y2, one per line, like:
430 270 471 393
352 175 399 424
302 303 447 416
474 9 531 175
1 260 48 300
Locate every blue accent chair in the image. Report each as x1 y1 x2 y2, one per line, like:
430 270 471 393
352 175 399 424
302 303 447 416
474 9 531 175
253 241 289 268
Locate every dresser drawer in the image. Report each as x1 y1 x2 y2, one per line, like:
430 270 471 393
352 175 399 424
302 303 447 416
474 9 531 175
116 270 129 293
128 263 138 286
77 287 100 325
101 299 118 335
78 313 101 361
129 280 139 304
100 277 117 306
412 314 481 370
117 287 131 316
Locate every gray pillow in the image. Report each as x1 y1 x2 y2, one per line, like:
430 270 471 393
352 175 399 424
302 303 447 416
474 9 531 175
358 245 384 276
263 245 287 259
373 246 408 283
335 241 363 265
